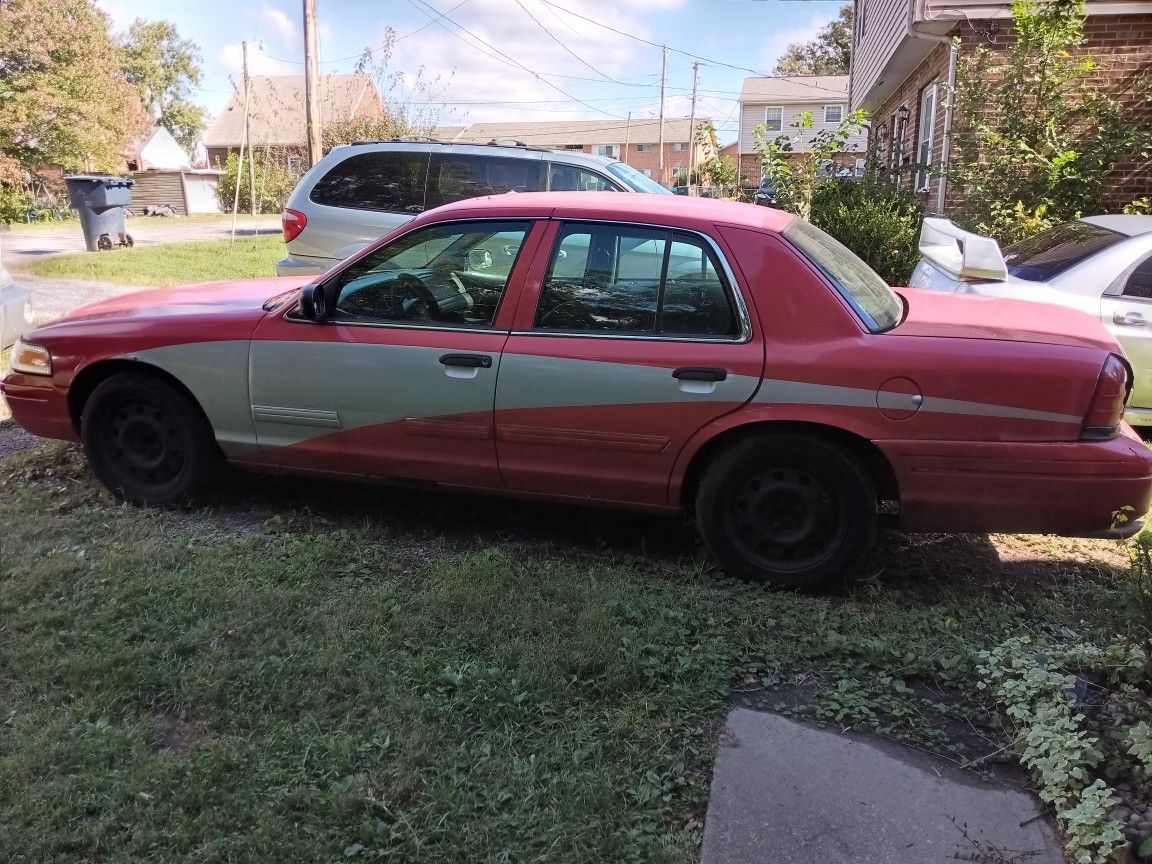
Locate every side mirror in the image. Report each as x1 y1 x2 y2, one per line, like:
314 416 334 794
298 282 330 322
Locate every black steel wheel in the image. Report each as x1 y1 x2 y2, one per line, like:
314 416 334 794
81 372 221 506
97 234 113 251
696 434 877 589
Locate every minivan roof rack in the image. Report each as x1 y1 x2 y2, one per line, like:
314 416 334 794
343 138 554 153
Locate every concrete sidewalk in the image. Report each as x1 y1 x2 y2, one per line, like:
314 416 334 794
701 709 1063 864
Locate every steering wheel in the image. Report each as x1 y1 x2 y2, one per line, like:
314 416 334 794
395 274 440 322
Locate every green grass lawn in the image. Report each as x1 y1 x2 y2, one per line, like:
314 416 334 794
19 234 283 286
5 213 272 233
2 444 1150 863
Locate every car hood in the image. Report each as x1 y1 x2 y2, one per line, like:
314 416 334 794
892 287 1118 353
51 276 313 326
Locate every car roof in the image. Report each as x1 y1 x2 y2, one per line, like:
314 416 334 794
328 139 625 170
1081 214 1152 236
419 191 797 233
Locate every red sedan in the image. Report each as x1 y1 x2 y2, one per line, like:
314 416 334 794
5 193 1151 588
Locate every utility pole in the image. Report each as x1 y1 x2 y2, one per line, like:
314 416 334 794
230 48 252 246
687 61 700 191
658 45 667 185
623 111 631 165
242 41 256 216
303 0 322 167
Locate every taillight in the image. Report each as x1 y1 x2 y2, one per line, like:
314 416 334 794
1081 354 1131 440
282 208 307 243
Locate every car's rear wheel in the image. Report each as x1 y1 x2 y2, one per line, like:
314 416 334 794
81 372 220 506
696 434 877 589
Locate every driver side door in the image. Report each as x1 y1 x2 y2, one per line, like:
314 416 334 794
248 218 542 488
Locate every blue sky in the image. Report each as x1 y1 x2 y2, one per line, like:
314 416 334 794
96 0 844 146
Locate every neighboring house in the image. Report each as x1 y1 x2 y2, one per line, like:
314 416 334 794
849 0 1152 212
124 127 191 171
204 74 385 171
435 118 713 186
737 75 867 184
124 127 221 216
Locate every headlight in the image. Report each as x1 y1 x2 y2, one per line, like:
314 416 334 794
10 338 52 375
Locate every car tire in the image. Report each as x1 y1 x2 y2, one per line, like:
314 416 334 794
696 434 877 589
81 372 221 506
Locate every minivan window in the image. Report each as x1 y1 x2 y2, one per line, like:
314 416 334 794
783 219 902 332
605 162 673 194
549 164 617 192
426 154 544 209
309 151 429 213
1004 221 1125 282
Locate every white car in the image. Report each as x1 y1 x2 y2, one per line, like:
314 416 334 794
1 264 34 351
910 215 1152 425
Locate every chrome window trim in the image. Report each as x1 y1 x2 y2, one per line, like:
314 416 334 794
528 217 753 344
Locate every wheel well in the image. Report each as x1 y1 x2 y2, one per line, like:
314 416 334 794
67 360 216 443
680 421 900 515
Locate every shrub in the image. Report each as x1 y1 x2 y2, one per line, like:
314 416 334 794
216 148 300 215
0 183 35 224
810 177 923 286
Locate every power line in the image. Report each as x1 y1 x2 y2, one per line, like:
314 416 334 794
403 0 625 118
513 0 633 87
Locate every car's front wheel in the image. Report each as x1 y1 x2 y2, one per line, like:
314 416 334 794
696 434 877 589
81 372 221 506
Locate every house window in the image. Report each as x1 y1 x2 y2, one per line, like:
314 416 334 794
636 143 652 152
824 105 843 124
287 154 303 176
672 142 690 151
672 165 684 176
916 83 938 192
594 144 618 158
763 107 783 132
640 168 652 177
891 106 909 188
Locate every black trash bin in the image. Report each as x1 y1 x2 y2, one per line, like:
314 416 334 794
64 175 134 252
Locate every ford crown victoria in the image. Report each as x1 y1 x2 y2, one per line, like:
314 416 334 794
5 193 1151 588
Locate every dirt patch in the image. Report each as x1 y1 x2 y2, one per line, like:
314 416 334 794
0 420 41 461
152 714 211 757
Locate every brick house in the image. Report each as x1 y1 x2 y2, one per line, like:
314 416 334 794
849 0 1152 213
204 74 385 172
737 75 868 184
435 118 713 186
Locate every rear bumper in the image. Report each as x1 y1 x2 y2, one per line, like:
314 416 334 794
882 426 1152 536
275 255 332 278
0 372 77 442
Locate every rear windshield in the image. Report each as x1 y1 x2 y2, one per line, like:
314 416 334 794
783 219 902 332
1004 221 1124 282
605 162 673 194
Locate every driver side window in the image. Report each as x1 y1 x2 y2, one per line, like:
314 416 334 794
330 220 531 328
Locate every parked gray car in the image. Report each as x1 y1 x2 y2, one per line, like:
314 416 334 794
910 214 1152 424
278 140 671 276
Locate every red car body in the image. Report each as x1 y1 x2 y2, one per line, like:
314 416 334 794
5 193 1151 587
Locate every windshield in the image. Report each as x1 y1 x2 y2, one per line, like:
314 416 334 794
1004 221 1124 282
605 162 672 194
783 219 903 332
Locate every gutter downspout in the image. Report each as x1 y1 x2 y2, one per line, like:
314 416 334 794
909 1 959 215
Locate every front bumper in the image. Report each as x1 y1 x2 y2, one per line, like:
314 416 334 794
882 425 1152 536
0 371 77 442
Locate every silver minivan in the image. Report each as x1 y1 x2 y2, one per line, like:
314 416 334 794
277 140 671 276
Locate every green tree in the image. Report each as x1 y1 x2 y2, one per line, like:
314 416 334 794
773 5 853 76
0 0 148 183
120 19 207 155
948 0 1152 244
753 109 866 220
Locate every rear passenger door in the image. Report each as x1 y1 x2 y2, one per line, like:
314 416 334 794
425 153 545 210
494 220 763 506
1101 252 1152 410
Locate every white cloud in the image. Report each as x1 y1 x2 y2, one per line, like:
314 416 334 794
358 0 668 124
759 13 831 73
218 42 298 79
260 4 300 47
94 0 133 32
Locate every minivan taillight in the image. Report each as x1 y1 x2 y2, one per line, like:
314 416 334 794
1081 354 1131 440
282 208 307 243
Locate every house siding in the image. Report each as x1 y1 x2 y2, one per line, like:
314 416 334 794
850 0 911 111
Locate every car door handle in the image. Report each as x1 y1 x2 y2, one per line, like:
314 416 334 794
439 353 493 369
672 367 728 382
1114 311 1148 327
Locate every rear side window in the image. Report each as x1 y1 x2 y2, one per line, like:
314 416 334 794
548 164 617 192
309 151 429 213
534 223 740 337
426 154 544 209
783 219 902 332
1004 221 1124 282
